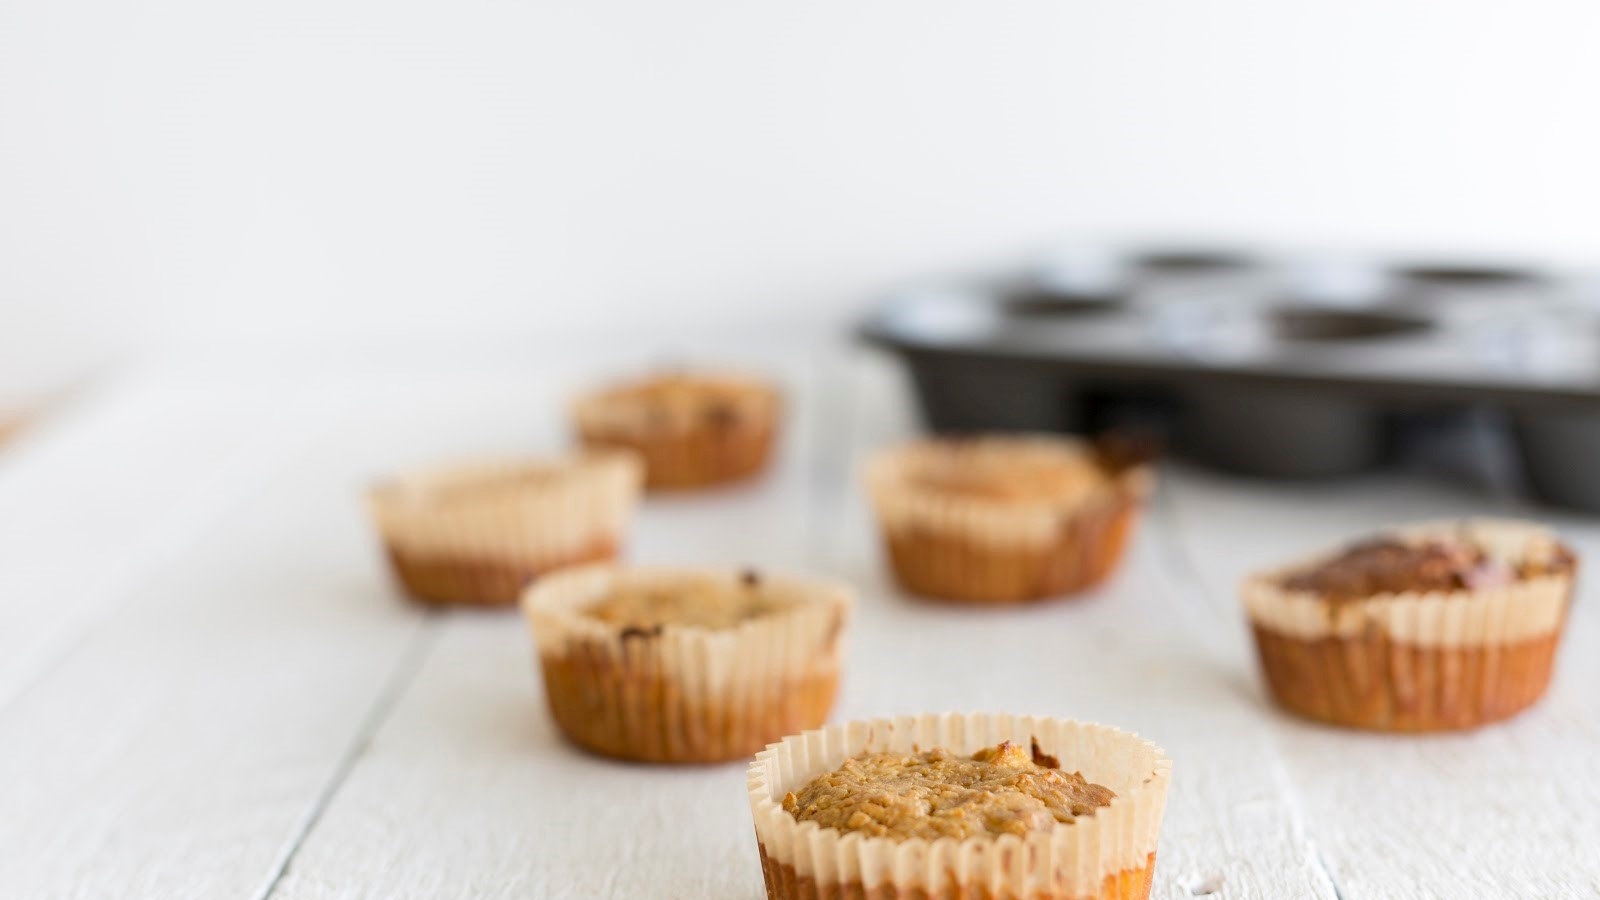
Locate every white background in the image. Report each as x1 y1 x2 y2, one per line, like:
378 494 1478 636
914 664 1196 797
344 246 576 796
5 0 1600 409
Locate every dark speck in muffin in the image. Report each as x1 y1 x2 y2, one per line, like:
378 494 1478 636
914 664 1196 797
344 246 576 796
619 624 664 642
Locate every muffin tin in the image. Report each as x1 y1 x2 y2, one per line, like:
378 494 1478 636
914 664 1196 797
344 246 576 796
860 246 1600 510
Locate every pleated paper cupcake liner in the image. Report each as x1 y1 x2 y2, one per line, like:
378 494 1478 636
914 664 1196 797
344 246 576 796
523 565 853 763
1251 624 1564 731
578 421 776 490
571 373 781 490
1243 518 1575 731
880 496 1141 604
367 451 643 606
748 714 1171 900
866 437 1152 603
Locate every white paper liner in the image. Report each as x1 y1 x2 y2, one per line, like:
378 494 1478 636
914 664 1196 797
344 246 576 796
525 565 852 686
748 714 1171 897
865 436 1154 547
523 565 853 760
1243 518 1574 646
367 450 642 564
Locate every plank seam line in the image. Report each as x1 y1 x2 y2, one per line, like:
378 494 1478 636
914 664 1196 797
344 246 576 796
1146 464 1234 633
252 611 442 900
1264 747 1347 900
806 342 860 571
800 345 829 570
1150 473 1349 900
1314 846 1349 900
0 412 340 721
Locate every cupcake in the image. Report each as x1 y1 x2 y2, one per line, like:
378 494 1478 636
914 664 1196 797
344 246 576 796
523 565 852 763
1244 519 1576 731
367 451 642 607
865 435 1154 603
571 371 780 490
748 713 1171 900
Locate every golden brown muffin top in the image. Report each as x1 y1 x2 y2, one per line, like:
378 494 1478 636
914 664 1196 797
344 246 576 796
902 440 1108 506
578 373 776 433
1281 534 1575 602
782 740 1115 840
373 453 634 510
583 572 793 630
421 469 562 503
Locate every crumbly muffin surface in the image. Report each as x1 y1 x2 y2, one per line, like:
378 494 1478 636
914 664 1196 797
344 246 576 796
1282 536 1574 602
584 576 792 630
588 374 773 432
421 468 562 504
906 443 1105 506
782 741 1115 839
379 453 635 510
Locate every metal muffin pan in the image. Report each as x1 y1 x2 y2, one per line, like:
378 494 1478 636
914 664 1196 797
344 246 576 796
861 246 1600 510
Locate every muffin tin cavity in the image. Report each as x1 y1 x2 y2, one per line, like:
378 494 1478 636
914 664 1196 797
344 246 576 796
1396 263 1548 291
1001 287 1125 318
1270 308 1432 342
1135 248 1256 275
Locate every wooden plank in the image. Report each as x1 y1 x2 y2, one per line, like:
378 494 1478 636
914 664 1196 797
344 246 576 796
1162 467 1600 899
272 351 1336 899
0 373 428 899
0 364 638 899
268 351 830 899
0 370 348 709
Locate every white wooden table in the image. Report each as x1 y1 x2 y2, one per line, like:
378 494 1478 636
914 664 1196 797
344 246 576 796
2 342 1596 900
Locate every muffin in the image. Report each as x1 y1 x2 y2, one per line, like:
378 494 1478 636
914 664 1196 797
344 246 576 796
1244 519 1576 731
523 565 852 763
865 435 1154 603
572 371 780 490
748 713 1171 900
367 451 642 606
